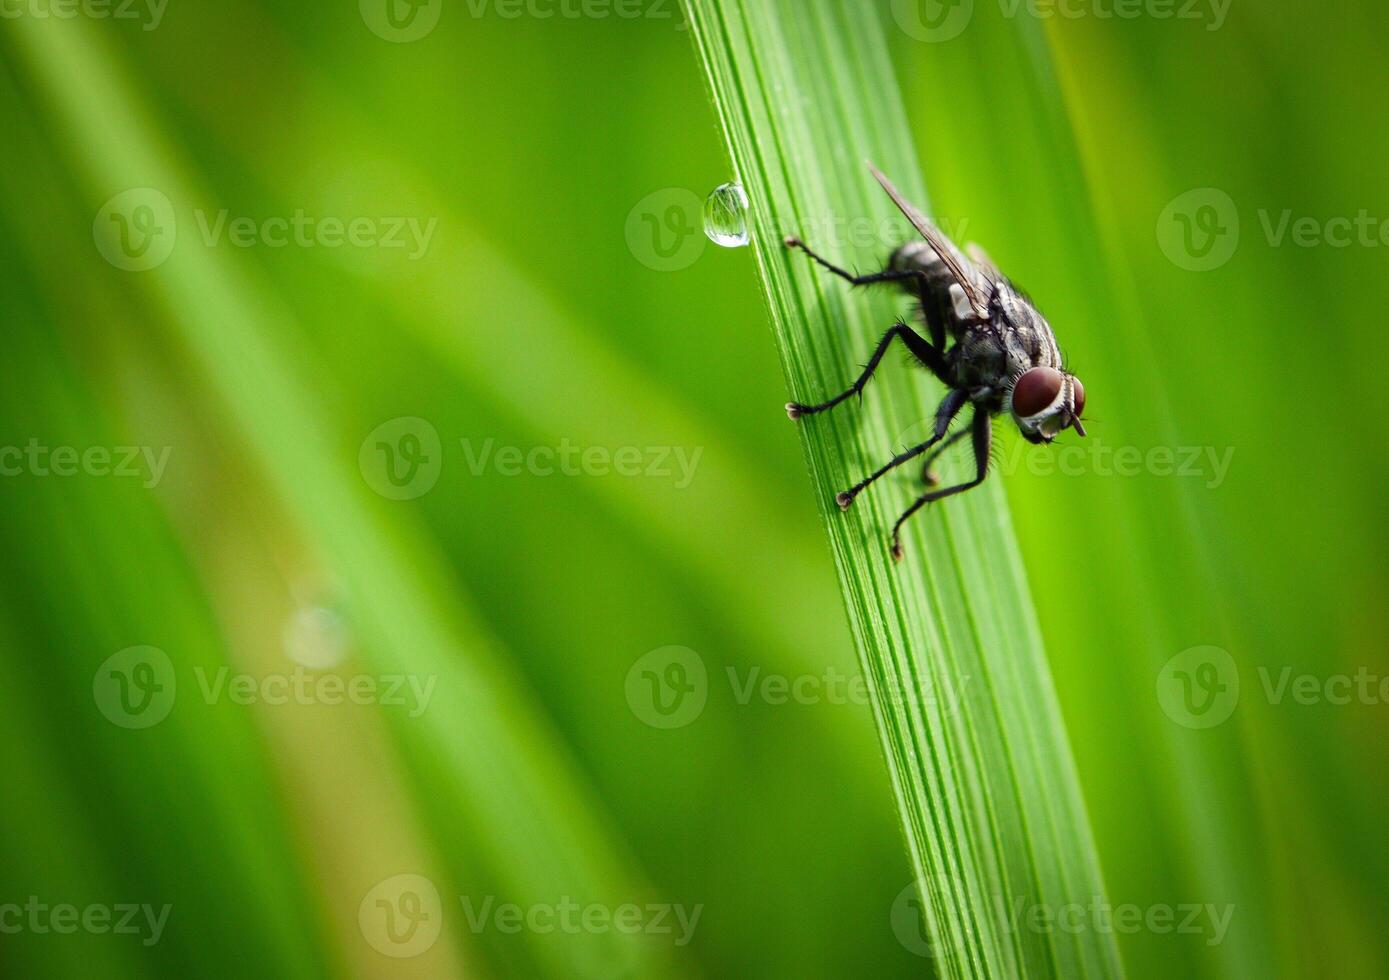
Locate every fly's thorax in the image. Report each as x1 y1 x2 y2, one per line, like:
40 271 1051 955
949 322 1012 392
990 282 1062 374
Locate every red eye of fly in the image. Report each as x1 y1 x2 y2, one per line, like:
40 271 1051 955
1011 367 1063 417
1071 377 1086 418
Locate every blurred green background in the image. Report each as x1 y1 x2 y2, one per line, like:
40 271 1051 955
0 2 1385 978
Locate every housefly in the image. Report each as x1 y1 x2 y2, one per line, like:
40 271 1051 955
785 164 1087 561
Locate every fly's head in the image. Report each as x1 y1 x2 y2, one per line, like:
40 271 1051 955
1009 366 1087 444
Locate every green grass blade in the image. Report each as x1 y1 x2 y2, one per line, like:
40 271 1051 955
3 18 678 978
683 3 1124 977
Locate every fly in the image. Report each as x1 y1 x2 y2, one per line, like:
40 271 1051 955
785 163 1088 561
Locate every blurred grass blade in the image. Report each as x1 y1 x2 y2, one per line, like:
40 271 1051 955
4 17 678 978
683 2 1124 976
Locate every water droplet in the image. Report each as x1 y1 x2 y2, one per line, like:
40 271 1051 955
703 182 750 248
284 606 352 670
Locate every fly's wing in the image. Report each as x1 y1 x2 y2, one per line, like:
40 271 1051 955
868 162 991 320
965 242 1002 283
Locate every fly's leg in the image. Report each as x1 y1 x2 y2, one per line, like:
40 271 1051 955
890 410 992 562
787 321 947 419
786 235 953 360
835 389 968 511
918 427 970 486
784 236 929 290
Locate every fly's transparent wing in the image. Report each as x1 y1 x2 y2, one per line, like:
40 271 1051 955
965 242 1002 282
868 162 991 319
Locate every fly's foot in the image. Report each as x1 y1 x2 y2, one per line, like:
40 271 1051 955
835 490 855 511
890 540 905 563
786 402 805 421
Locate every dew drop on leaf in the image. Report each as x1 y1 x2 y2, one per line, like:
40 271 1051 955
703 182 750 247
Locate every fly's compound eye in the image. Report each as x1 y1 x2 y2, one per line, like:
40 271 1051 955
1011 367 1064 418
1070 377 1086 419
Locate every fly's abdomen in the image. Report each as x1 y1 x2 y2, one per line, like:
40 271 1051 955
891 240 980 341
